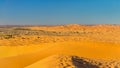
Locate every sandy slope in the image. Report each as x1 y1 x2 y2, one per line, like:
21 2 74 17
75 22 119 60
0 41 120 68
25 55 97 68
25 55 120 68
25 55 76 68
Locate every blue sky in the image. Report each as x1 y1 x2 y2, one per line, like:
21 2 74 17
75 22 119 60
0 0 120 25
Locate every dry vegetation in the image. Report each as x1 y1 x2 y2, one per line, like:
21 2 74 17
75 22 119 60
0 24 120 68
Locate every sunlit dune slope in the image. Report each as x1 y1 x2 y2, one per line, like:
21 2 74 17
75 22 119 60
0 41 120 68
25 55 120 68
25 55 98 68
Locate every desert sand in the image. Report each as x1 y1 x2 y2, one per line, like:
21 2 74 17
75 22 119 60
0 24 120 68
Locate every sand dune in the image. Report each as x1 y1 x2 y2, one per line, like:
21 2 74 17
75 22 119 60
26 55 120 68
0 24 120 68
0 41 120 68
25 55 98 68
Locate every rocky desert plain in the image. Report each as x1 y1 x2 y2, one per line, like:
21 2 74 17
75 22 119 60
0 24 120 68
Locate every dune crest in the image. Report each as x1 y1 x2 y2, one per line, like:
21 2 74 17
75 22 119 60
26 55 120 68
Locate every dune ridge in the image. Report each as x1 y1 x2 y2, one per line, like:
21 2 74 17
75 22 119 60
26 55 120 68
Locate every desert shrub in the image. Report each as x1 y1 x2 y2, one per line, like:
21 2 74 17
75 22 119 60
4 35 13 39
21 37 26 39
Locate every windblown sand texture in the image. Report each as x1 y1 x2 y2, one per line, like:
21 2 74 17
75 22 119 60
0 24 120 68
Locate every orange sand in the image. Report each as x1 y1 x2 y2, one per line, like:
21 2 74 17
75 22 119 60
0 24 120 68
